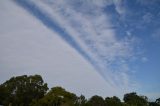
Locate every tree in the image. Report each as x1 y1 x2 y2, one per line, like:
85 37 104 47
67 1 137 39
0 75 48 106
31 86 77 106
86 95 105 106
75 95 87 106
156 98 160 105
149 98 160 106
105 96 123 106
123 92 148 106
149 102 160 106
0 85 10 105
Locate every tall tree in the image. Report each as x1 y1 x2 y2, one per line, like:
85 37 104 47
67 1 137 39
86 95 105 106
31 86 77 106
75 95 87 106
105 96 123 106
123 92 148 106
0 75 48 106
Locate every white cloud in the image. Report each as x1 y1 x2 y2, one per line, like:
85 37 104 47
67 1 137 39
25 0 137 93
142 12 153 23
126 31 132 36
152 28 160 40
141 57 148 62
113 0 125 16
0 0 138 97
0 0 120 98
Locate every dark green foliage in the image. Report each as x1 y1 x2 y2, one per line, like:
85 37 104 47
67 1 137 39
86 95 105 106
105 96 123 106
149 102 160 106
156 98 160 105
149 98 160 106
0 75 159 106
0 75 48 106
31 86 77 106
75 95 87 106
0 85 10 105
123 92 148 106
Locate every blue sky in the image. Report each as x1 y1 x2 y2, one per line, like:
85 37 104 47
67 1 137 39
0 0 160 100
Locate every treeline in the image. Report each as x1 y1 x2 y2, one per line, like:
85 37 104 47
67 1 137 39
0 75 159 106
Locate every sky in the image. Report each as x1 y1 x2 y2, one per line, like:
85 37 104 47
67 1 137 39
0 0 160 100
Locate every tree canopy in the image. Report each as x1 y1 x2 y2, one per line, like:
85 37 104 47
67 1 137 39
105 96 123 106
123 92 148 106
0 75 159 106
0 75 48 106
87 95 105 106
31 86 77 106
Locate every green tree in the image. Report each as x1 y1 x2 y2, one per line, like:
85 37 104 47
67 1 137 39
123 92 148 106
149 102 160 106
31 86 77 106
105 96 123 106
0 75 48 106
156 98 160 105
75 95 87 106
86 95 105 106
0 85 10 105
149 98 160 106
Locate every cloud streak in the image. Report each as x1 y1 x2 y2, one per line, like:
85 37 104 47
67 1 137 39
1 0 118 98
13 0 138 93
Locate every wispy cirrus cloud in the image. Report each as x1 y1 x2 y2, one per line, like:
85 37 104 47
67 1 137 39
14 0 138 94
1 0 117 98
113 0 126 16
